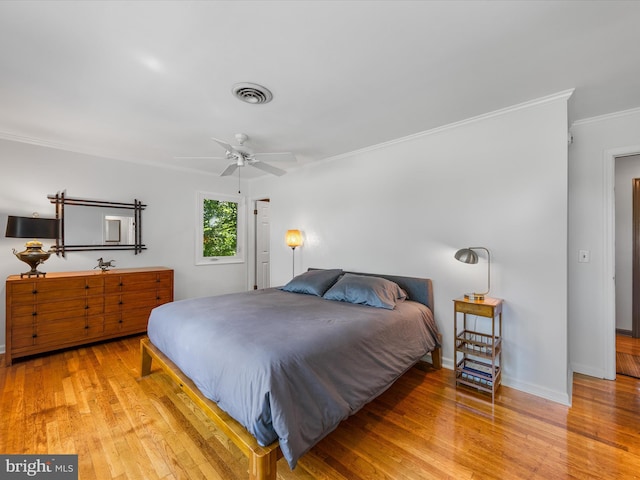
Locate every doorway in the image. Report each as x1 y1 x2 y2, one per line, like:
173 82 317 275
252 199 271 290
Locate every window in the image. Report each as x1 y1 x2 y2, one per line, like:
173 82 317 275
196 192 245 265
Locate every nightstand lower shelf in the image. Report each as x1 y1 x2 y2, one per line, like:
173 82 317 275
455 329 501 357
455 357 501 394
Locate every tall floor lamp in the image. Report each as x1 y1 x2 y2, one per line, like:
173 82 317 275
285 229 303 277
454 246 491 301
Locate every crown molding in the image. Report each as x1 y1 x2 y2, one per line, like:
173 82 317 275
0 130 79 151
571 105 640 127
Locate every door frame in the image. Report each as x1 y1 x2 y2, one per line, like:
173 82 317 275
604 145 640 379
634 178 640 338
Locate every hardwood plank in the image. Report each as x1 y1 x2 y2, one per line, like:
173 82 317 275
617 333 640 355
3 336 640 479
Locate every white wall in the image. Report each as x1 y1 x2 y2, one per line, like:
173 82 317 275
252 92 572 404
614 154 640 332
0 139 249 351
569 108 640 379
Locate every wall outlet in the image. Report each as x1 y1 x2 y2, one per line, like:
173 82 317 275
579 250 590 263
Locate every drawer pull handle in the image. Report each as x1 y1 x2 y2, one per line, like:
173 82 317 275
32 312 37 316
32 290 37 294
119 283 124 287
118 319 123 323
85 305 90 310
85 285 90 289
85 325 89 329
156 296 160 300
32 334 37 338
119 301 123 305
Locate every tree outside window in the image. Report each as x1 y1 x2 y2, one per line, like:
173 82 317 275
196 192 245 264
203 199 237 256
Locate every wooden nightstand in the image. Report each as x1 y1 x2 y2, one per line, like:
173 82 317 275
453 296 503 401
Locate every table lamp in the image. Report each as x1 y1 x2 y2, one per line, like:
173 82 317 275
454 246 491 301
5 215 60 277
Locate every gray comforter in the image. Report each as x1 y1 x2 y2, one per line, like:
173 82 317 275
147 287 439 468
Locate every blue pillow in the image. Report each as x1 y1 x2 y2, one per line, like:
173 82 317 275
322 273 407 309
280 269 343 296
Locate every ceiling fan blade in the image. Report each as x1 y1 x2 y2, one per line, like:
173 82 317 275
174 156 227 160
251 161 287 176
252 152 297 163
211 137 237 154
220 163 240 176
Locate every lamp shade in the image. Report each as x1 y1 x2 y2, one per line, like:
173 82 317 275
285 229 303 248
6 216 59 239
454 248 478 264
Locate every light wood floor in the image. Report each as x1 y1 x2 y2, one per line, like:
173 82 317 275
617 333 640 356
2 335 640 480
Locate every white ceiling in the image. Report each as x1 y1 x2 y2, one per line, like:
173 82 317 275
1 0 639 178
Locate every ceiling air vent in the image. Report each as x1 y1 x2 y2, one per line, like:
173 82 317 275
232 82 273 104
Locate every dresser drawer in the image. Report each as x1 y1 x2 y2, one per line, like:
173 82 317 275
10 276 105 304
104 308 151 335
157 271 173 285
34 316 88 347
11 325 36 350
104 290 158 312
105 272 162 292
156 287 173 305
456 301 493 317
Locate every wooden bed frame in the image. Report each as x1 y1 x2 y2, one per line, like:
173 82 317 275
140 336 441 480
140 337 282 480
139 270 441 480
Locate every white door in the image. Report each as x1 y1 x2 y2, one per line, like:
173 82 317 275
255 200 271 289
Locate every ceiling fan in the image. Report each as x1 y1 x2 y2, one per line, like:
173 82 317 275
181 133 296 177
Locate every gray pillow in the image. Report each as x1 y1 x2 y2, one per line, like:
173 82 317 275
280 269 343 296
322 273 407 309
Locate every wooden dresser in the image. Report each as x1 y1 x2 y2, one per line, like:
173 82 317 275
5 267 173 366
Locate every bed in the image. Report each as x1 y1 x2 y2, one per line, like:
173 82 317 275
140 269 441 480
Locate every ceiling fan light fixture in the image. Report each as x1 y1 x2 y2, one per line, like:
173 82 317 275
232 82 273 104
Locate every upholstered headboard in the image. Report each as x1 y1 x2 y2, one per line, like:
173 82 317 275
308 268 434 311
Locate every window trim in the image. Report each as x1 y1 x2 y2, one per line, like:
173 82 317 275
195 191 245 265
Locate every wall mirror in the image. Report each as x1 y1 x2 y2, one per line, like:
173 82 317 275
48 191 146 256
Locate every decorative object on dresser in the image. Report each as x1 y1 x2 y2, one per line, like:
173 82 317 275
95 257 115 271
5 267 173 366
453 296 503 402
285 229 303 277
5 214 60 278
454 246 491 300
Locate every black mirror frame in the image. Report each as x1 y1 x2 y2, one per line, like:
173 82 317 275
48 191 146 257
